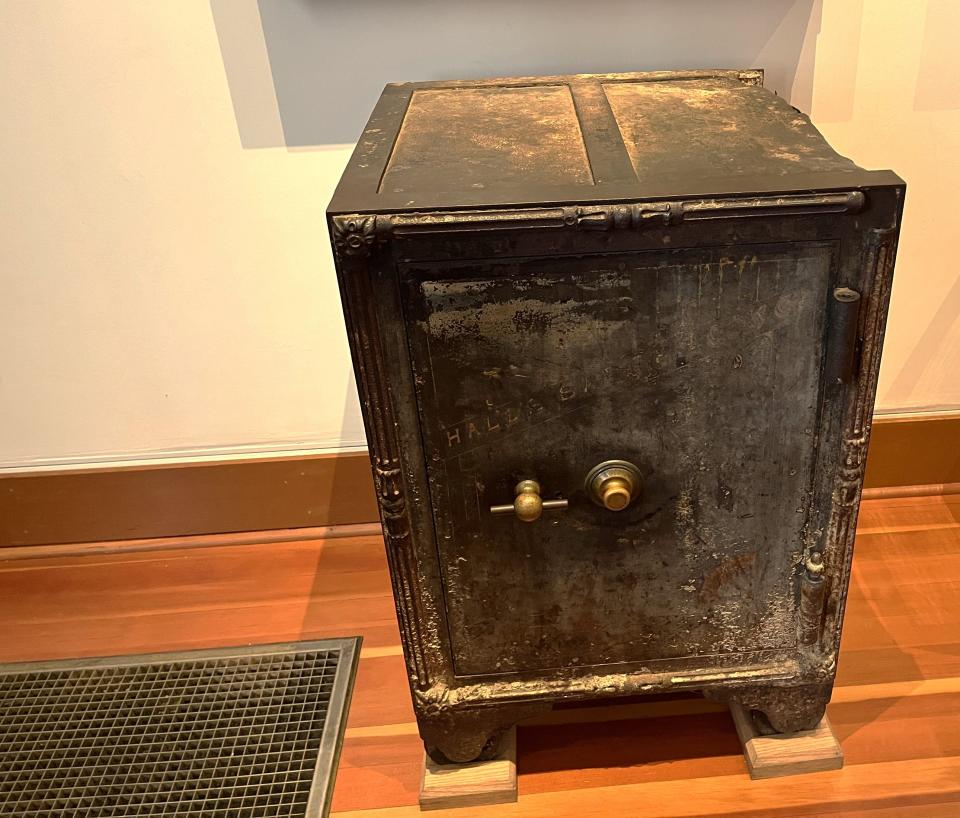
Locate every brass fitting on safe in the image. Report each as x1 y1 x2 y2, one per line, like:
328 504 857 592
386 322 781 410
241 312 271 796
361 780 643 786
585 460 643 511
490 479 569 523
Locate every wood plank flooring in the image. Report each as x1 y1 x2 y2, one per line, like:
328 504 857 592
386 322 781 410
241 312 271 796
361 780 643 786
1 493 959 816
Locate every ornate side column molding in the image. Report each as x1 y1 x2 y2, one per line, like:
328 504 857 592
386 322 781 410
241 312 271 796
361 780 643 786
823 226 899 647
332 217 430 690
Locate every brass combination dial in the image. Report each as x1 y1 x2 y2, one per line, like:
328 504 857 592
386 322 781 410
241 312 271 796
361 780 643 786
584 460 643 511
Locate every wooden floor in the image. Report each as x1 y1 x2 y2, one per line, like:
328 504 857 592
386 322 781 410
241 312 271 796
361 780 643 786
2 493 959 817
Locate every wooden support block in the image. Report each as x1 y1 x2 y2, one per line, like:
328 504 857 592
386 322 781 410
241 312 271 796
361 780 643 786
419 726 517 811
730 702 844 780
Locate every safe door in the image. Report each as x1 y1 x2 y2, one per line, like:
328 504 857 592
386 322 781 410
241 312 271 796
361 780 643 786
402 242 836 678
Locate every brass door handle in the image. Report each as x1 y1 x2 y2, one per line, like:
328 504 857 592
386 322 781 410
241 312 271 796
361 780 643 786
585 460 643 511
490 479 568 523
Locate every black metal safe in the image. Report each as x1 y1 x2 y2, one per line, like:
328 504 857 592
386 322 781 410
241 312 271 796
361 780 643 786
328 70 904 763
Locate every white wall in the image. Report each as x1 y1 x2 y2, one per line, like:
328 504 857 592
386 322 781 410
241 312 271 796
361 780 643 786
807 0 960 413
0 1 957 471
0 3 363 469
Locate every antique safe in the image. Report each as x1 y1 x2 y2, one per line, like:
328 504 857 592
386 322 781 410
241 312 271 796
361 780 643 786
329 70 904 763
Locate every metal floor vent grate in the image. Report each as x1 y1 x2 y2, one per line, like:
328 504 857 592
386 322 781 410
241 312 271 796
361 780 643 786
0 639 360 818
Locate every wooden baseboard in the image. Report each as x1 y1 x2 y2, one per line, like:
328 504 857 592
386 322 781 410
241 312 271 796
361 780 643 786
862 482 960 501
1 411 956 548
0 451 379 548
0 523 384 562
865 412 960 493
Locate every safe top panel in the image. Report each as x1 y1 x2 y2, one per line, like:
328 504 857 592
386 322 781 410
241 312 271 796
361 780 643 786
381 85 594 193
328 69 896 214
604 77 856 182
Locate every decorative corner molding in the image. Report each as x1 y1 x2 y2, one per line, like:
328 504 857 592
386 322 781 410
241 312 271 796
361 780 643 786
413 683 452 717
332 214 378 258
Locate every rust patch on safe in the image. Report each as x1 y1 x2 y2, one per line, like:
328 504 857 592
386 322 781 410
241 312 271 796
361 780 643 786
700 552 757 601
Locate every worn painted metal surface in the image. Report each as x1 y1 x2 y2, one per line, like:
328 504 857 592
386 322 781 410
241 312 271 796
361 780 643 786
329 70 905 764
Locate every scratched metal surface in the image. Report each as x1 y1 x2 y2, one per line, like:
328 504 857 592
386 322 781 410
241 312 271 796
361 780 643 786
404 242 834 677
